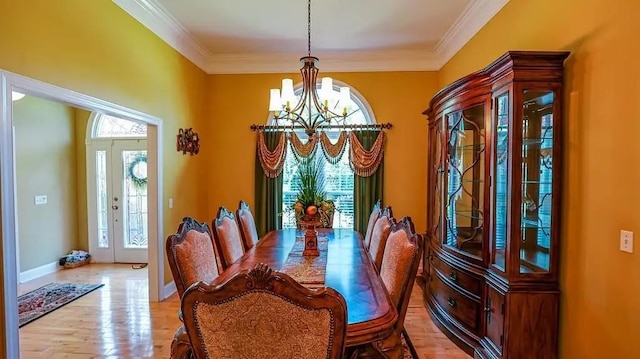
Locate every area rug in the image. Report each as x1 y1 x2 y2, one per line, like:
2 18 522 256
280 236 328 285
18 282 104 327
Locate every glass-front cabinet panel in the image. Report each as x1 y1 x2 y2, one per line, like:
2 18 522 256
520 90 554 273
444 103 485 259
492 93 509 271
430 117 444 246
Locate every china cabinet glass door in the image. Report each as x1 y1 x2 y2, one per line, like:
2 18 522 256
430 116 444 245
492 93 510 271
444 103 486 259
519 90 555 273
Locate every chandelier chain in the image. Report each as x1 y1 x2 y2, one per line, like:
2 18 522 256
307 0 311 57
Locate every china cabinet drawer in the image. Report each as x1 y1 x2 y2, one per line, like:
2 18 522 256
429 253 481 297
428 268 481 333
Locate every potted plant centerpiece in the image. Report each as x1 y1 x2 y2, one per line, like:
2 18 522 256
293 157 336 229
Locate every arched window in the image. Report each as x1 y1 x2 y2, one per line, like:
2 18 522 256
275 81 376 229
92 113 147 138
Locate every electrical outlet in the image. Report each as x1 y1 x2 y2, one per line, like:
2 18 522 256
34 195 47 205
620 230 633 253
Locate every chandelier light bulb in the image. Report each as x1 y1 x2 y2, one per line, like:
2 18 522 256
281 79 296 109
269 89 282 112
320 77 333 102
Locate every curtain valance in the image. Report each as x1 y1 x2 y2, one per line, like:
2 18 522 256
256 130 385 178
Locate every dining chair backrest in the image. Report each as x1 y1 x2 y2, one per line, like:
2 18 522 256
181 263 348 359
212 206 245 270
236 200 259 252
363 200 381 249
379 216 423 332
166 217 220 298
368 206 393 271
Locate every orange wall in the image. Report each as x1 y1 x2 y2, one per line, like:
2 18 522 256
439 0 640 358
205 72 439 233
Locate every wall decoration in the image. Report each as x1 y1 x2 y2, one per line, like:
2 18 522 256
177 128 200 155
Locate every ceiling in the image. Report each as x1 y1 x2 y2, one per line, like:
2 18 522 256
113 0 509 74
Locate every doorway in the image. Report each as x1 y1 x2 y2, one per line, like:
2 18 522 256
1 70 166 359
87 114 149 264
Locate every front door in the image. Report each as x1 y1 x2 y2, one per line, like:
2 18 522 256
89 139 148 263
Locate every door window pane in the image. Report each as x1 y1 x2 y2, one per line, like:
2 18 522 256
96 150 109 248
94 114 147 138
122 151 148 248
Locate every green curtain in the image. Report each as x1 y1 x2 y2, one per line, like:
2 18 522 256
254 132 284 236
353 130 384 235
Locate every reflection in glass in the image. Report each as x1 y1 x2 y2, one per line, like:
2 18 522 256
520 90 554 273
122 150 148 248
445 104 485 258
493 94 509 270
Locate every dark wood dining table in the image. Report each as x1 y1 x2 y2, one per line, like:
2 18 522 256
211 227 398 347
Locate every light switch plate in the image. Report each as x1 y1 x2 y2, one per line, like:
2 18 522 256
34 195 47 205
168 198 174 209
620 230 633 253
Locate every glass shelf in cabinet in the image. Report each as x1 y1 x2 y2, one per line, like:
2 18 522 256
520 249 550 273
521 217 550 228
522 138 552 146
451 204 483 212
454 144 485 150
450 212 484 220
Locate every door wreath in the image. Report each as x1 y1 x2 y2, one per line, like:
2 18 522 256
128 155 148 189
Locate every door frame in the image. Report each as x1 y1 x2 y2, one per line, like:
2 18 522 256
87 135 149 264
0 69 165 359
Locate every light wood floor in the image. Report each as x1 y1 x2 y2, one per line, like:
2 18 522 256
18 264 470 359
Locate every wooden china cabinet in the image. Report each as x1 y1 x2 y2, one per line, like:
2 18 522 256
422 51 569 359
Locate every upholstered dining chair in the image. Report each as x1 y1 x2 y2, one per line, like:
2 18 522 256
363 200 382 250
212 206 245 270
166 216 220 298
351 216 422 359
180 263 348 359
367 206 394 272
236 200 259 252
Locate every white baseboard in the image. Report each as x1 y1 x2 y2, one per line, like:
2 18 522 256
163 281 177 300
19 261 61 283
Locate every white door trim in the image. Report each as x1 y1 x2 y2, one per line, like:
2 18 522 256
0 69 165 359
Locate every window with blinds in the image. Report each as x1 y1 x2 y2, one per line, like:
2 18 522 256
282 143 354 229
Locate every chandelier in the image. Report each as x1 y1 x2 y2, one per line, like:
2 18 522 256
268 0 353 137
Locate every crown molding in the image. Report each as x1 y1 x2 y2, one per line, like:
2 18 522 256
115 0 509 74
434 0 510 67
112 0 212 70
206 50 442 74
